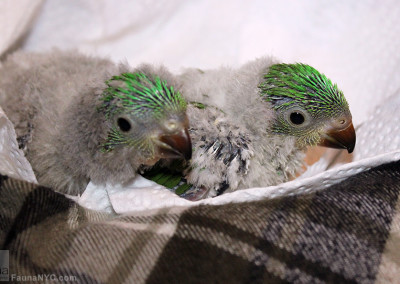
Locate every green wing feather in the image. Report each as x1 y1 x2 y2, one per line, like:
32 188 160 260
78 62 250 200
142 163 194 196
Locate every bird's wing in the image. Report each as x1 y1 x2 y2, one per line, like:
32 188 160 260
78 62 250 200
143 102 254 200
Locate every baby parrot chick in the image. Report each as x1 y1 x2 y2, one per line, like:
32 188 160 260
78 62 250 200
0 51 191 195
143 58 356 199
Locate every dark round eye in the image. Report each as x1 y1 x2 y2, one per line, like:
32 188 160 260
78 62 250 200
117 117 132 132
290 112 305 125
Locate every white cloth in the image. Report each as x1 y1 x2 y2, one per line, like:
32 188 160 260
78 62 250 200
0 107 36 183
1 0 400 213
0 0 43 55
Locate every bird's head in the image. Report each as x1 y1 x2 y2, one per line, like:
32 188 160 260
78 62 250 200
98 72 192 165
259 63 356 153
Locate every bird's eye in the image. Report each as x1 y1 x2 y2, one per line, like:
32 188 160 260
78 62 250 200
117 117 132 132
290 112 305 125
283 107 310 128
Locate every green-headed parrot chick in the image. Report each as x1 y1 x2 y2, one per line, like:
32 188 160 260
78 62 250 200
142 57 356 199
0 51 191 195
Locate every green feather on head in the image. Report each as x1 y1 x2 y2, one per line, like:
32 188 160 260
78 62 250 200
99 72 187 120
260 63 349 117
97 72 190 155
258 63 354 150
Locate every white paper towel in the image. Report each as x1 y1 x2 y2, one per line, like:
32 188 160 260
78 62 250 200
62 92 400 213
1 82 399 214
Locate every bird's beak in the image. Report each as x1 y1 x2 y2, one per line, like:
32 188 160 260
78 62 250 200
319 121 356 153
156 128 192 160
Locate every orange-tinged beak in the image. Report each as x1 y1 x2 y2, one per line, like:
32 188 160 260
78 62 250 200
156 128 192 160
319 121 356 153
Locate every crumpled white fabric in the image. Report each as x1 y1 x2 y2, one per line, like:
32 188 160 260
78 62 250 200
0 0 43 55
0 107 36 183
1 0 400 214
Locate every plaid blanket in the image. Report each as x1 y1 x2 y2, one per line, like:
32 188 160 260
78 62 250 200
1 161 400 284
